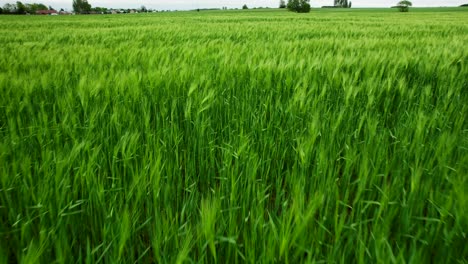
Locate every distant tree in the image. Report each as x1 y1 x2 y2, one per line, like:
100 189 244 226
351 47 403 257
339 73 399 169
36 3 48 10
140 5 147 12
396 0 412 12
23 3 36 13
287 0 311 13
334 0 351 8
242 4 248 9
73 0 91 14
3 3 16 14
28 3 48 13
460 3 468 6
92 6 107 13
349 1 352 7
1 2 56 14
279 0 286 8
48 5 55 10
16 1 26 14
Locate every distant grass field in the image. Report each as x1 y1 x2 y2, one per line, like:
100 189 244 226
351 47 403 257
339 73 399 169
0 7 467 263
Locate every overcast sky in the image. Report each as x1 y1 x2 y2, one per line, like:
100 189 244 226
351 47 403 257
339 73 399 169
1 0 465 10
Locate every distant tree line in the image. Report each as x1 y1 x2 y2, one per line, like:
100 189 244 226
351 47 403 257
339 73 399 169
0 0 153 15
334 0 352 8
1 1 52 14
279 0 286 8
72 1 153 14
72 0 91 14
396 0 412 12
287 0 311 12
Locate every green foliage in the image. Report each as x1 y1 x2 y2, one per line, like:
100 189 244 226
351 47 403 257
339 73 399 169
4 4 14 13
280 0 287 8
73 0 91 14
2 3 17 13
335 0 352 8
287 0 311 13
397 0 412 12
1 1 49 14
15 1 25 14
0 8 467 263
242 4 248 9
91 6 108 13
26 3 48 13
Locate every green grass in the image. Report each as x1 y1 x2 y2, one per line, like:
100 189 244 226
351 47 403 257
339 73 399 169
0 7 467 263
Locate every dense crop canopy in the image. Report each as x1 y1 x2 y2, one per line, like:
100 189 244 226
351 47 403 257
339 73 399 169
0 8 467 263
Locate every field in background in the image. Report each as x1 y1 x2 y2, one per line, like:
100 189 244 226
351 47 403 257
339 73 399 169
0 8 467 263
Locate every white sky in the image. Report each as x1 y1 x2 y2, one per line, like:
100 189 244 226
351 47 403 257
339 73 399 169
1 0 465 11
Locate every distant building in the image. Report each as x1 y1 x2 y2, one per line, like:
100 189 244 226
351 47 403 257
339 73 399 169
36 10 58 15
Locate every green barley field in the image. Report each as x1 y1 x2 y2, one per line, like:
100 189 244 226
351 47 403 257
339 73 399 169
0 7 467 263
